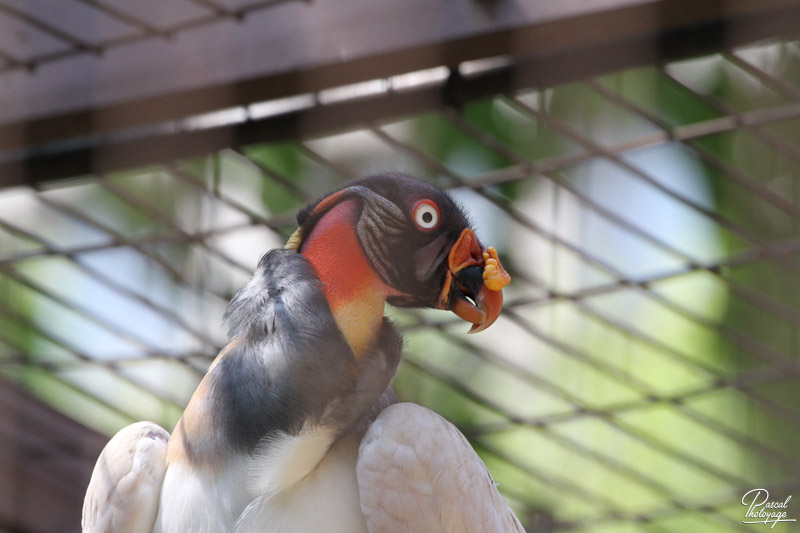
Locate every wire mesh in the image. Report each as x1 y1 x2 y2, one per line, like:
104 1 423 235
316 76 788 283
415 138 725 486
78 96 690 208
2 35 800 533
0 0 296 72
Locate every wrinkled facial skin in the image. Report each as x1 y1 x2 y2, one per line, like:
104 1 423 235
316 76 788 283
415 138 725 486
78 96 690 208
296 173 509 332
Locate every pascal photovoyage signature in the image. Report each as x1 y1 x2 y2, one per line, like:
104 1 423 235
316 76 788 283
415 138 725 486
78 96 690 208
742 488 797 528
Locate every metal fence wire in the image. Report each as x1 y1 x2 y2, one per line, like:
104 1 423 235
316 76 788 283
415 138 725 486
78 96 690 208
1 26 800 533
0 0 298 73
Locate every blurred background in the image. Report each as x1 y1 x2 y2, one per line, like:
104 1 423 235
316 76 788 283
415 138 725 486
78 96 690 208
1 1 800 531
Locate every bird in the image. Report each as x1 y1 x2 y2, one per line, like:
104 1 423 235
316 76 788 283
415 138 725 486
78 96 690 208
82 173 521 533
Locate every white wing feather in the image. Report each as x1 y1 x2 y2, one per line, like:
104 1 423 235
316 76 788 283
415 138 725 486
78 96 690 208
82 421 170 533
357 403 525 533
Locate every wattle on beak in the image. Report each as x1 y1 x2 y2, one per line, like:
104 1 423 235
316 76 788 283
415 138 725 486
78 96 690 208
438 229 511 333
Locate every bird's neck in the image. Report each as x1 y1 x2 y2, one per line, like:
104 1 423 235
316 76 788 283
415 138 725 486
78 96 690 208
300 200 393 358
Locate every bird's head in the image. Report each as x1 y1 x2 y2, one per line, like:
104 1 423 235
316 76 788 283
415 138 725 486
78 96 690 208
288 173 510 333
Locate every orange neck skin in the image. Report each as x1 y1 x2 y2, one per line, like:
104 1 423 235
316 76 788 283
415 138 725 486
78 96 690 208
300 200 397 358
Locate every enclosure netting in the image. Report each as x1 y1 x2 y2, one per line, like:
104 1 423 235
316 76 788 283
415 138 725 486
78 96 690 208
2 33 800 533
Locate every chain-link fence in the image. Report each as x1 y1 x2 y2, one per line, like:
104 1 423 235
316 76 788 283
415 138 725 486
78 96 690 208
1 3 800 531
0 0 297 72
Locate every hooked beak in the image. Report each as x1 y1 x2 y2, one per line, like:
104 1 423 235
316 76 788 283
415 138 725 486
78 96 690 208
437 229 510 333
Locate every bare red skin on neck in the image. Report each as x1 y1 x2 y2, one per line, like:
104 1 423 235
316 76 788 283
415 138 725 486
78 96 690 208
299 199 396 356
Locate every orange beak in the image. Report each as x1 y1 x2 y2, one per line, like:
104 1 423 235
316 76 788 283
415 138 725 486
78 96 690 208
437 229 510 333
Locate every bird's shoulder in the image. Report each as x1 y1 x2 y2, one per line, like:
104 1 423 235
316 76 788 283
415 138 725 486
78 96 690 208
82 421 169 533
356 403 525 533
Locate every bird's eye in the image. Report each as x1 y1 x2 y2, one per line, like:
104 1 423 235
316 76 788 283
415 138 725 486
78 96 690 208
413 200 440 231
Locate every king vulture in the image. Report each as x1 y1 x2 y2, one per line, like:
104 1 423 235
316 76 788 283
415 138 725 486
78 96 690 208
82 173 522 532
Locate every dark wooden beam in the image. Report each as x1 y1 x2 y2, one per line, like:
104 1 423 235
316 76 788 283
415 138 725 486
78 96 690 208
0 0 799 187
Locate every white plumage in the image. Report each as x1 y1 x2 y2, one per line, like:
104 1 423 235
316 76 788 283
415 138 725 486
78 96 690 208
358 403 525 533
82 422 169 533
83 403 523 532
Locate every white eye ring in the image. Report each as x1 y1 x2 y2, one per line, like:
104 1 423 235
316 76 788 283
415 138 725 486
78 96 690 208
413 201 440 230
